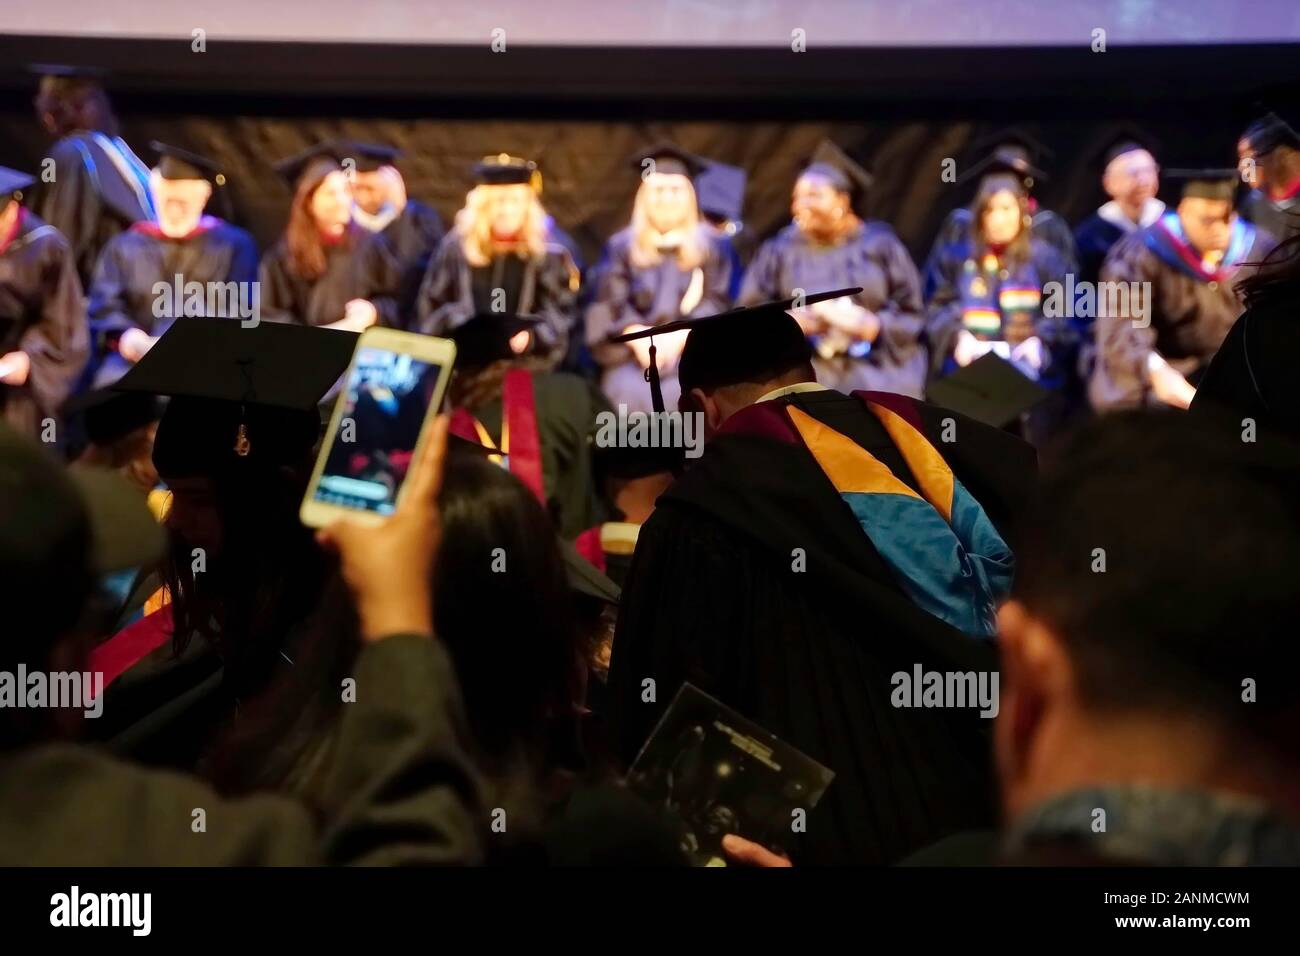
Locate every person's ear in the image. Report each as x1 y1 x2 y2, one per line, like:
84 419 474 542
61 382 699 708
198 181 213 209
689 387 725 433
994 600 1057 807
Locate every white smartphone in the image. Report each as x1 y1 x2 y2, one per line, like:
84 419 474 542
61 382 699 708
300 327 456 528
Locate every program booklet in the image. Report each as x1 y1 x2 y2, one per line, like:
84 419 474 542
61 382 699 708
626 683 835 866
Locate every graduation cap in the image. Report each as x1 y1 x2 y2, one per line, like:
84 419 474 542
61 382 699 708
558 537 621 605
28 63 108 80
345 141 401 173
802 139 874 199
273 142 352 187
0 166 34 202
614 288 860 413
1240 111 1300 158
62 388 163 447
150 141 227 186
960 127 1053 189
472 153 540 189
113 319 359 476
1093 124 1162 171
925 353 1049 429
632 142 705 181
1164 167 1240 201
696 159 746 230
447 313 540 369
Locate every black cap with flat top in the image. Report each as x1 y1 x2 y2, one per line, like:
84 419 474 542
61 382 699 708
113 319 359 476
150 141 227 186
925 353 1049 429
473 153 539 187
614 287 860 411
1241 111 1300 158
631 143 705 181
273 141 351 186
447 313 540 369
803 140 874 198
1164 167 1240 201
62 388 163 446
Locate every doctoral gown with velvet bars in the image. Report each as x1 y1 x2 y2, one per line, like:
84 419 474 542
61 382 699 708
606 387 1036 866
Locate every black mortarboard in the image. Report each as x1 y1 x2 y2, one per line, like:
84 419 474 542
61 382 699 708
273 142 350 186
632 142 705 181
150 141 227 186
346 141 401 173
559 537 621 605
1240 112 1300 158
29 63 108 80
594 442 683 482
113 319 358 476
802 139 874 199
472 153 540 188
1094 124 1161 170
1164 167 1240 201
447 313 540 369
62 388 162 446
960 127 1053 189
0 166 35 200
696 159 747 227
925 353 1049 429
614 288 859 411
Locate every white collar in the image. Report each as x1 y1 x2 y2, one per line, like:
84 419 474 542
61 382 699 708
756 381 830 404
1097 198 1165 232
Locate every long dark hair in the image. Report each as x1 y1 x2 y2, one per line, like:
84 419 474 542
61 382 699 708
283 162 359 282
971 172 1033 269
1240 230 1300 307
434 454 580 771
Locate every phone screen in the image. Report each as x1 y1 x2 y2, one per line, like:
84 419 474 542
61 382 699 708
313 346 444 515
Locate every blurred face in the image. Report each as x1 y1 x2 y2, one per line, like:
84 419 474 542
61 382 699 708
310 170 354 236
642 172 694 233
1177 196 1234 255
1102 149 1159 211
982 189 1024 245
484 183 532 239
352 169 390 216
162 476 224 558
792 172 849 237
151 173 211 238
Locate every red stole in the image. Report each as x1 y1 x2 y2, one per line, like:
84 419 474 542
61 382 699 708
449 368 546 504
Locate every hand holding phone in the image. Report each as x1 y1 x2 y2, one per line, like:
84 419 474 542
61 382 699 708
301 327 456 528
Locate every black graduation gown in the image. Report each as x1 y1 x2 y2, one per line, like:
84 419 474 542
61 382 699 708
416 233 579 367
1090 217 1274 409
33 131 153 286
0 210 87 439
86 218 259 384
1192 292 1300 439
1239 188 1300 243
585 225 734 412
466 369 612 538
377 199 445 328
606 388 1037 866
1073 214 1125 286
740 221 926 397
258 227 400 328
